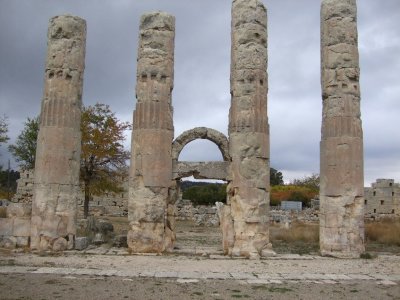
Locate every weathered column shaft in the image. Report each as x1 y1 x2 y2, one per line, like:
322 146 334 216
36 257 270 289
227 0 271 258
320 0 365 257
31 15 86 251
128 12 175 253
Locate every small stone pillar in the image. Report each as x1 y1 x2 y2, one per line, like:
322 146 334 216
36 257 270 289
30 15 86 251
226 0 272 258
128 12 175 253
320 0 365 257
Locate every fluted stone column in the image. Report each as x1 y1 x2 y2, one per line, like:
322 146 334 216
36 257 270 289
31 15 86 251
226 0 272 258
128 12 175 253
320 0 365 257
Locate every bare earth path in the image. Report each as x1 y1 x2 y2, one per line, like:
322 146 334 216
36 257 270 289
0 250 399 300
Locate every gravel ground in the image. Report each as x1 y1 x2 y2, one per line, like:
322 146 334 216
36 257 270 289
1 272 399 300
0 221 399 299
0 250 399 300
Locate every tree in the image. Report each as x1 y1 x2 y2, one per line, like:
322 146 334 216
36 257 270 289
270 167 284 186
0 167 19 199
291 173 320 191
182 183 227 206
80 103 131 218
8 117 39 170
0 115 9 146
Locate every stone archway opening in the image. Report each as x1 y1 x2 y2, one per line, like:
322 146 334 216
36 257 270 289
171 127 230 255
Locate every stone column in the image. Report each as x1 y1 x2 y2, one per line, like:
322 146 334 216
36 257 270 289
227 0 272 258
320 0 365 257
31 15 86 251
128 12 175 253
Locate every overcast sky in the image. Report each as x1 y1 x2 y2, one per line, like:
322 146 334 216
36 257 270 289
0 0 399 185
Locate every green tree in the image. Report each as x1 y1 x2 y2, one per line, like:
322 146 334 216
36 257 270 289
0 167 19 199
291 173 320 191
8 117 39 170
182 183 227 206
270 167 284 186
0 115 9 146
80 103 131 218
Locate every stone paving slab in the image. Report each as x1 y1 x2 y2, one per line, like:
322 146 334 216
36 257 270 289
0 265 398 287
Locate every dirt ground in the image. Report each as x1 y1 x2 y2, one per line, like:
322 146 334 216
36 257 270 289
1 272 399 300
0 220 399 299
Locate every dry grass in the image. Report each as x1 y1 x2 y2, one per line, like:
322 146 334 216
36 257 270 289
0 207 6 218
271 222 319 243
366 218 400 246
102 216 129 235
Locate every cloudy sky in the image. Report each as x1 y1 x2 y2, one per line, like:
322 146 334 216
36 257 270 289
0 0 399 185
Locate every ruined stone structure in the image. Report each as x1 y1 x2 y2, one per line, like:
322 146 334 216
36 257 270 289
128 1 271 258
128 12 175 253
1 1 370 258
320 0 365 257
365 179 400 216
30 15 86 251
12 169 34 204
223 0 271 258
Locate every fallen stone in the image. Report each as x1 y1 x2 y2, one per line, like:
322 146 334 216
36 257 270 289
75 237 89 250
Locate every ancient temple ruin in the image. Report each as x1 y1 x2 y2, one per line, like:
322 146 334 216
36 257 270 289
319 0 365 257
0 0 367 258
30 15 86 251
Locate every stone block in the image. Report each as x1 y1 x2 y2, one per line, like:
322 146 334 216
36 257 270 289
16 237 29 247
75 236 89 250
6 203 32 218
0 218 13 236
12 218 31 237
0 236 17 249
53 237 68 251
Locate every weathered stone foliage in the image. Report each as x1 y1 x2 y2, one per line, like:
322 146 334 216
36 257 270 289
320 0 365 258
30 15 86 251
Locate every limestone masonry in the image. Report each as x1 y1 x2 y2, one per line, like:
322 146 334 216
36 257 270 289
0 0 372 259
365 179 400 216
319 0 365 257
128 12 175 253
30 15 86 251
223 0 271 258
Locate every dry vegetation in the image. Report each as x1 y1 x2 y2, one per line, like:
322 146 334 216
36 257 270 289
270 222 320 255
55 215 400 255
0 207 6 218
366 218 400 247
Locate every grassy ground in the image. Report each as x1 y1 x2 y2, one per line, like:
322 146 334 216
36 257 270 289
85 216 400 255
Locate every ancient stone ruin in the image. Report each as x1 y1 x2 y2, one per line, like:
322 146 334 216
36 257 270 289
0 0 367 258
319 0 365 258
30 15 86 251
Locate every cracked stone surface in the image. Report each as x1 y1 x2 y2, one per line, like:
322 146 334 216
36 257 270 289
30 15 86 252
128 12 175 253
223 0 271 258
320 0 365 257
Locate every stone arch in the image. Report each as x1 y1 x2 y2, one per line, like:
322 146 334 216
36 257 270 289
172 127 230 162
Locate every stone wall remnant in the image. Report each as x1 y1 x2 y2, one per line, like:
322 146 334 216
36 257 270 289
128 12 175 253
364 179 400 216
320 0 365 257
12 169 34 204
30 15 86 251
224 0 272 258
